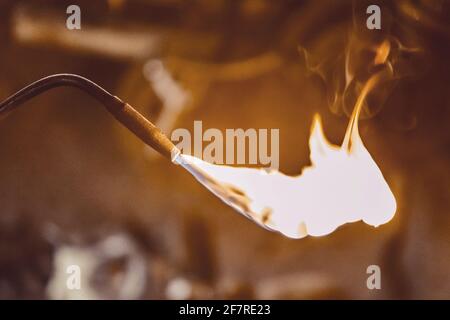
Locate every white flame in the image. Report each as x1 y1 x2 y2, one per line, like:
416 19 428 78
174 75 397 239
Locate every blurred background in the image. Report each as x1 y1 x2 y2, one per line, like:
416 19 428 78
0 0 449 299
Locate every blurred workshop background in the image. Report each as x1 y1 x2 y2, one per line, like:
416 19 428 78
0 0 449 299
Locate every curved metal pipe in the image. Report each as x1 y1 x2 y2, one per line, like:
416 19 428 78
0 74 178 160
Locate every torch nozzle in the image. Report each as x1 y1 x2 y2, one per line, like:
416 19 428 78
0 73 179 160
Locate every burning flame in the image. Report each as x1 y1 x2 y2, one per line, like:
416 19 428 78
173 72 397 239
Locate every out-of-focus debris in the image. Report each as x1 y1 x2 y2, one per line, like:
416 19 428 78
142 59 190 159
165 277 214 299
215 277 254 299
143 59 190 132
254 273 344 299
165 277 192 299
46 234 147 299
12 5 162 60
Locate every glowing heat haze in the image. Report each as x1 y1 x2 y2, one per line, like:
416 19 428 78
173 74 397 239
